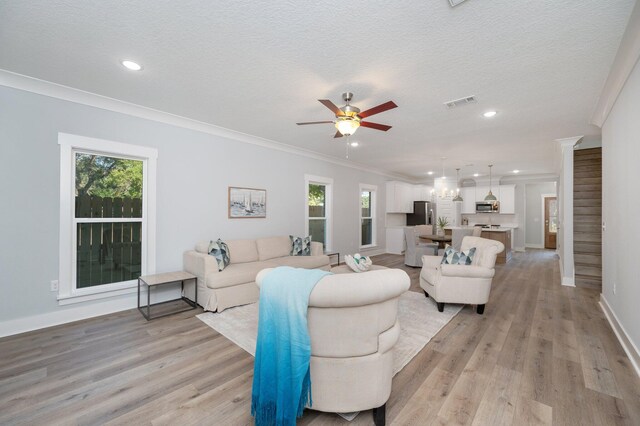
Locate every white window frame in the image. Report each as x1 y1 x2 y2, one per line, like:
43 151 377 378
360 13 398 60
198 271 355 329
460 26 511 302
304 174 333 252
359 184 377 249
58 133 157 305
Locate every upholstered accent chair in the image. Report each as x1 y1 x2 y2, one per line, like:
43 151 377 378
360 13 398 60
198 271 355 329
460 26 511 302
404 227 438 267
420 236 504 314
472 226 483 237
255 267 410 426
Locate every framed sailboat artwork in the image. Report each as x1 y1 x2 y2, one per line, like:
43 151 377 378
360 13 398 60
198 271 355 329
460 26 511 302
228 187 267 218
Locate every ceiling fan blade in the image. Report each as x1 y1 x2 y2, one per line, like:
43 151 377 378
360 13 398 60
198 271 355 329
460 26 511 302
358 101 398 118
360 121 392 131
319 99 345 116
334 130 343 138
296 121 334 125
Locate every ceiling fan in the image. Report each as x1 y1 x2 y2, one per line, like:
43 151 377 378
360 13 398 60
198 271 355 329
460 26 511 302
297 92 397 138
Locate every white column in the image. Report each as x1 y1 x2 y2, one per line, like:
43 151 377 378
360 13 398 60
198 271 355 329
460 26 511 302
556 136 583 286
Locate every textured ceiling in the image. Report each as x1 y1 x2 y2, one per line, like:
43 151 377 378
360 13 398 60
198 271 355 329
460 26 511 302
0 0 634 179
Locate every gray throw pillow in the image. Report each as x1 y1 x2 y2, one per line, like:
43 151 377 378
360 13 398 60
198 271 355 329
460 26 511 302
290 235 312 256
441 245 476 265
208 239 230 271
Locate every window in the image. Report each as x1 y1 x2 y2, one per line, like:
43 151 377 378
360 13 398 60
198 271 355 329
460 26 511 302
305 175 333 251
59 133 157 304
360 184 377 248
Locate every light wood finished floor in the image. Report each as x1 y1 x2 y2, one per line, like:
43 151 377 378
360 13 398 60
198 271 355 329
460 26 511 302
1 250 639 425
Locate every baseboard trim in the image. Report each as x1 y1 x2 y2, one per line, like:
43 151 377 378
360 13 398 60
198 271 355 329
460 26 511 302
361 247 387 257
599 294 640 378
514 246 526 252
559 258 576 287
0 287 180 338
525 243 545 249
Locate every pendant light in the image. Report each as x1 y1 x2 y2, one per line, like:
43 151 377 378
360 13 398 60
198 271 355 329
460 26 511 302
453 168 463 202
484 164 497 201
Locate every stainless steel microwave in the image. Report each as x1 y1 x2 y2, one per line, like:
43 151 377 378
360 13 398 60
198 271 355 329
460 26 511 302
475 201 500 213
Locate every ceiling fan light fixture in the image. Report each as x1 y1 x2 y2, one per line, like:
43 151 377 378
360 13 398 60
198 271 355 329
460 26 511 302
335 117 360 136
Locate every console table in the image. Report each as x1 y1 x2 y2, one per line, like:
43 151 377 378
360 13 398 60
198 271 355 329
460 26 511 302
138 271 197 320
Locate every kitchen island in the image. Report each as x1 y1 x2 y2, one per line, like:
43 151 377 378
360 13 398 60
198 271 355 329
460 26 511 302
479 229 511 264
444 225 514 264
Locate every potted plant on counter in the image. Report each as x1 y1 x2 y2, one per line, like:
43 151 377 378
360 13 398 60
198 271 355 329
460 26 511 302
437 216 449 236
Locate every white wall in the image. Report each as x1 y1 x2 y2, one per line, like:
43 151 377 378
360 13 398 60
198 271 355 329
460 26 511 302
601 57 640 356
0 86 392 334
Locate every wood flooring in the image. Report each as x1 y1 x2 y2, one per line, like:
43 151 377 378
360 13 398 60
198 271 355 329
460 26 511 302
1 250 639 425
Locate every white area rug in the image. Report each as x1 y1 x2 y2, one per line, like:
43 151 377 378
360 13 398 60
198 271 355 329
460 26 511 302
196 290 462 376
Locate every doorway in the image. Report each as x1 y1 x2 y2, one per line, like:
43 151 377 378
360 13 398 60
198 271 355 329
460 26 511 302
544 197 557 249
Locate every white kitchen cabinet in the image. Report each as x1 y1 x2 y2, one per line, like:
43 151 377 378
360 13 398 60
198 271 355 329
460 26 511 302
461 187 476 214
386 227 406 254
386 181 414 213
413 185 433 201
499 184 516 214
475 186 490 202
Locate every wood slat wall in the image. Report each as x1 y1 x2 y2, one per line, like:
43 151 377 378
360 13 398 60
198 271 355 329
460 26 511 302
573 148 602 289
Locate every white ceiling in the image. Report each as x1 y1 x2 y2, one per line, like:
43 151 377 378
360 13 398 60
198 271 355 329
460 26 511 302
0 0 635 180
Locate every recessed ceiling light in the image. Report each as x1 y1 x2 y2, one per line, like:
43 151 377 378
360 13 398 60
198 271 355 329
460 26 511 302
513 169 520 173
121 60 142 71
483 111 497 118
473 173 480 177
350 141 359 147
427 171 434 175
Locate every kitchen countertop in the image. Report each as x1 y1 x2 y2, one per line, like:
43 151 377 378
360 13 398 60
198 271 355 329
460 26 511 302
445 225 518 233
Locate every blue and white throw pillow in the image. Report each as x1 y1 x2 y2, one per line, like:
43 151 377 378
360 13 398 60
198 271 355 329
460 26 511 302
290 235 312 256
441 245 476 265
208 239 230 271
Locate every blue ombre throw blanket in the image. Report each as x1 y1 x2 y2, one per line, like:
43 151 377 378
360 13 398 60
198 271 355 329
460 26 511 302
251 266 331 426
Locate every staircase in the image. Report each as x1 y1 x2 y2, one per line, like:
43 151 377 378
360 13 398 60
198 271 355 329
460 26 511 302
573 148 602 289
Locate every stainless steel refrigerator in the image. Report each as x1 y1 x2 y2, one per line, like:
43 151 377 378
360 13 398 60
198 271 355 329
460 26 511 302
406 201 435 226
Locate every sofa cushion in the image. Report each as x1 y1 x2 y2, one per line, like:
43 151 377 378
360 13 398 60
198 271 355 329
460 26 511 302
226 239 259 264
195 241 210 254
205 261 273 289
269 255 330 269
256 236 291 260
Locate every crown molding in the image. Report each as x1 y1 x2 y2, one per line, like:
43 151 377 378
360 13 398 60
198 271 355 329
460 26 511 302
499 173 559 183
591 1 640 127
0 69 415 183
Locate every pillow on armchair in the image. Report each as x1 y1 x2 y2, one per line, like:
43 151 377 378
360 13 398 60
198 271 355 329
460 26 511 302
441 245 476 265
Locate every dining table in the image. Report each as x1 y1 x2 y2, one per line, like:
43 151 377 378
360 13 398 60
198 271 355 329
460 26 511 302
419 234 452 249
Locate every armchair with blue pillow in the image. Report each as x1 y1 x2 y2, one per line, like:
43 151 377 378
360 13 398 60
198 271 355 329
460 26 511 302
419 236 504 314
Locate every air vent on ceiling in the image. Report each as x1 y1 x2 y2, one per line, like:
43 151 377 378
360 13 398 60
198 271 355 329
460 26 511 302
444 95 477 109
448 0 469 7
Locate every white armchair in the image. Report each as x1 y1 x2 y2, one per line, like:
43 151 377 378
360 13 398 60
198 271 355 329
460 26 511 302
404 227 438 267
419 236 504 314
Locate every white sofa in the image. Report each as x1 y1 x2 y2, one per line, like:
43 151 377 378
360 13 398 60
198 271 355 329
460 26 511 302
420 236 504 314
256 267 410 425
183 236 330 312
